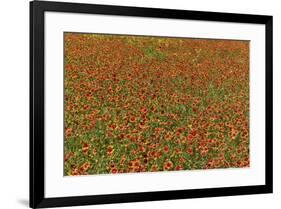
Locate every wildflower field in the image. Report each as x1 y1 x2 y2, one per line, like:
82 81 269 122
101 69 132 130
64 33 249 176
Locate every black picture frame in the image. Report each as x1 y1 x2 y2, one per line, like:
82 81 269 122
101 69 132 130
30 0 273 208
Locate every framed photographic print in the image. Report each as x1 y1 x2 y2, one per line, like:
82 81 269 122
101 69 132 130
30 0 273 208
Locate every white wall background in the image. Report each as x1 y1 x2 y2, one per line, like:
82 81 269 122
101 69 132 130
0 0 280 208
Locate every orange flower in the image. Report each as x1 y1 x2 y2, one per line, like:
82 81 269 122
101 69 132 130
130 116 136 123
64 152 74 162
139 122 148 129
108 123 116 130
191 130 197 136
71 168 80 176
112 168 118 173
83 104 90 110
92 148 97 156
164 145 169 153
187 147 193 155
175 148 182 154
187 134 193 142
175 165 184 170
79 162 91 173
65 64 72 71
163 160 174 170
165 132 173 141
65 128 72 138
151 165 158 172
140 107 148 114
139 145 146 152
82 142 90 155
200 147 209 156
107 145 114 156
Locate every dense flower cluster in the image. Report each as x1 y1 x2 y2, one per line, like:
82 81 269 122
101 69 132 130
64 33 249 176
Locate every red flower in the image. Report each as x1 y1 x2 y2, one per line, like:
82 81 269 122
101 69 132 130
65 64 72 71
111 168 118 174
151 165 158 172
107 145 114 156
92 148 97 156
175 165 183 170
65 128 72 138
82 142 90 155
64 152 74 162
163 160 174 170
191 130 197 136
164 145 169 153
139 145 146 152
79 162 91 173
71 168 79 176
187 147 193 155
140 107 148 114
108 124 116 130
130 117 136 123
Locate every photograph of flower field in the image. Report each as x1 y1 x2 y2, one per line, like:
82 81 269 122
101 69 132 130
64 32 249 176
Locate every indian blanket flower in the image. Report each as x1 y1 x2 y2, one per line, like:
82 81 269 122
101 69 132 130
64 33 250 176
